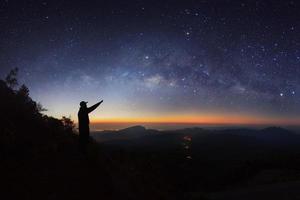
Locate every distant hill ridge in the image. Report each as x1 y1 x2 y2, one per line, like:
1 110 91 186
92 125 299 145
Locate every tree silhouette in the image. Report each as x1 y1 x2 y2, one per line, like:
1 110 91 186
5 67 18 89
17 84 29 97
62 116 76 134
0 68 76 150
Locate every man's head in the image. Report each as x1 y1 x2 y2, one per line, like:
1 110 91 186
80 101 88 108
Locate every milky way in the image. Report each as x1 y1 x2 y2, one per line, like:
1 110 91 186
0 0 300 126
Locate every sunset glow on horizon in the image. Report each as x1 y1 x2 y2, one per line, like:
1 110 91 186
90 114 299 125
87 113 300 131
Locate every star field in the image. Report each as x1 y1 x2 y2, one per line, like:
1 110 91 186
0 0 299 127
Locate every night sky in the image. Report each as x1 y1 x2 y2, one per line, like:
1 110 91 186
1 0 300 129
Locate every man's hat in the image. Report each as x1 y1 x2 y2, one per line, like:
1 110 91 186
80 101 88 107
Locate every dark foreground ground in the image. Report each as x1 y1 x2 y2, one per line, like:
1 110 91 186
210 180 300 200
3 125 300 200
94 126 300 200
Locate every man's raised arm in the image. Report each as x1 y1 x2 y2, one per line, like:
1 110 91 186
87 100 103 113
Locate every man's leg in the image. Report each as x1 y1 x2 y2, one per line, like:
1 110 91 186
79 132 84 153
82 133 88 154
79 126 89 154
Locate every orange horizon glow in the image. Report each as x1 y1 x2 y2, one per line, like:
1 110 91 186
89 114 300 126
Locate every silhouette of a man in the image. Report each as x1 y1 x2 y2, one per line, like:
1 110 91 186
78 100 103 153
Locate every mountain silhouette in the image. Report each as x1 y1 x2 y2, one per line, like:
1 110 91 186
217 127 300 146
93 126 299 148
121 125 147 132
93 125 160 142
